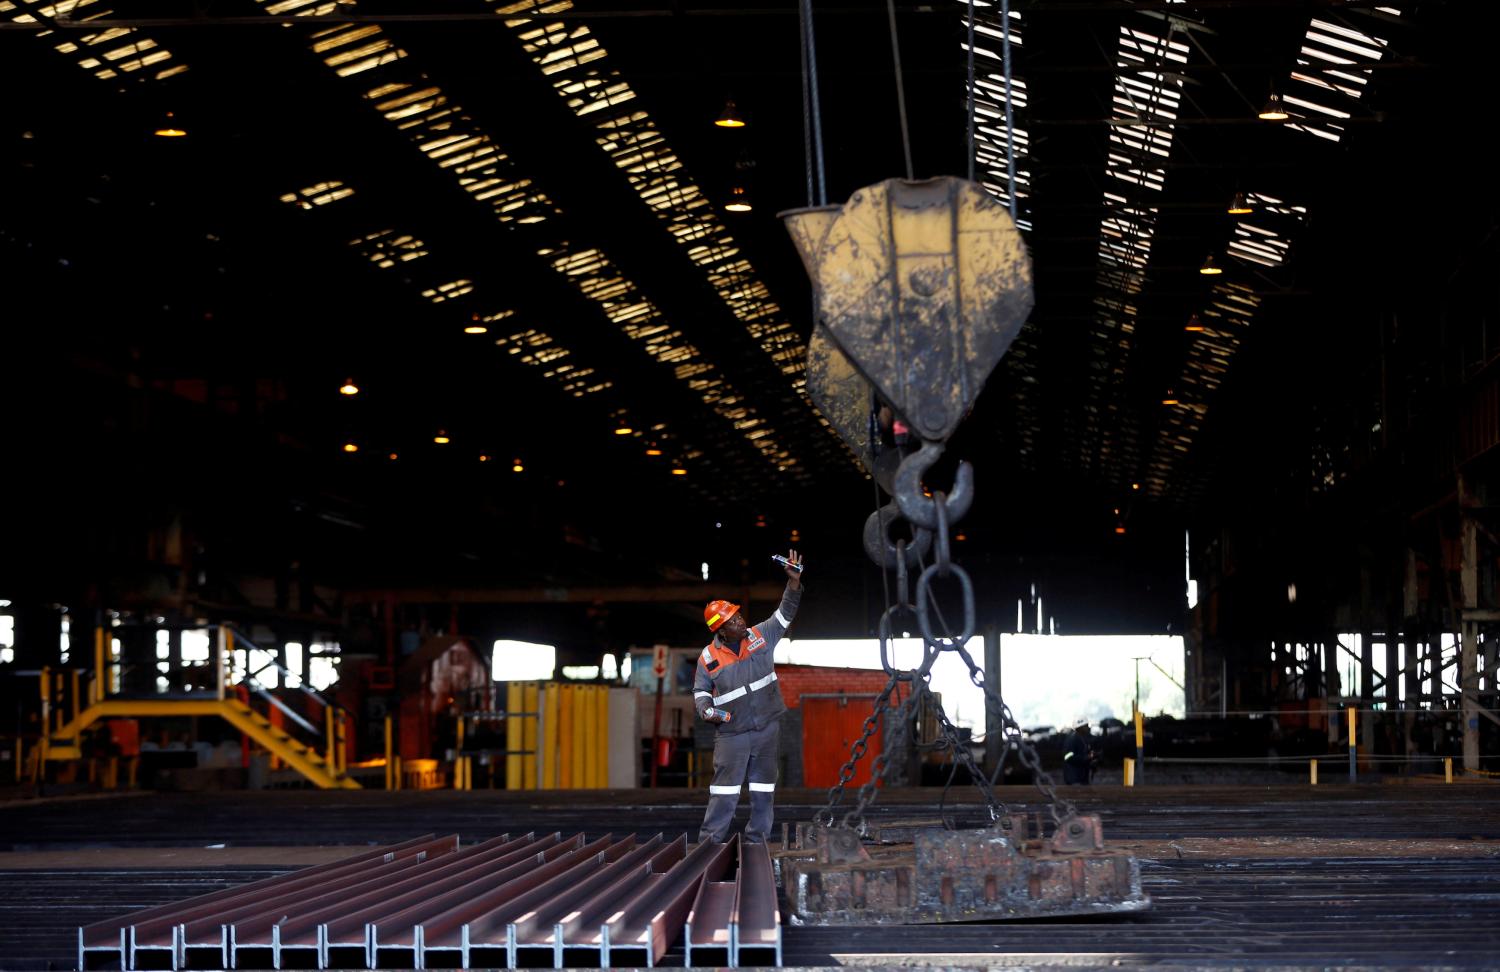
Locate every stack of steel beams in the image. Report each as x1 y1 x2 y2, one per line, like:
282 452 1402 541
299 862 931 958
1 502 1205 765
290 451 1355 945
77 833 780 969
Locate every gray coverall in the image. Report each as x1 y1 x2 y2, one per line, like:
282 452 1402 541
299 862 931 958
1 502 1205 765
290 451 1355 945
695 583 801 843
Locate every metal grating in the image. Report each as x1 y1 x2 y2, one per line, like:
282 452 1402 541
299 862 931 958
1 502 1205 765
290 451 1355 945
78 833 780 970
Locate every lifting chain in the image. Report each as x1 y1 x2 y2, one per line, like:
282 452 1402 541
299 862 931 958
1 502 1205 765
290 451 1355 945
821 432 1076 835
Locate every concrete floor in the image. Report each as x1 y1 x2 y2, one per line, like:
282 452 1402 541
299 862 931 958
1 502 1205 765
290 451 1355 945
2 783 1499 970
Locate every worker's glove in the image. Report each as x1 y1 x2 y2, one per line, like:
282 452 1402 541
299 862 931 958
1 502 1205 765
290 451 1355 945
701 707 733 724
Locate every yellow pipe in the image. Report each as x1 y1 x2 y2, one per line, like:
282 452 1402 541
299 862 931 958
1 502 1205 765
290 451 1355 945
505 682 521 790
595 686 608 788
1310 759 1318 785
558 685 573 789
325 705 336 774
522 682 538 790
571 685 584 789
1347 706 1356 745
93 627 105 705
224 627 235 701
385 715 394 790
456 711 467 790
542 684 559 789
1133 708 1144 749
38 667 51 767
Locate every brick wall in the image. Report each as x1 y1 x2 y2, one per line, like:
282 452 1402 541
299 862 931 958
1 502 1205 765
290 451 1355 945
776 664 892 709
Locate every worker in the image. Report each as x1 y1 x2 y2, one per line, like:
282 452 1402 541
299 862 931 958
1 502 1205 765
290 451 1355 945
1063 720 1094 784
695 548 804 844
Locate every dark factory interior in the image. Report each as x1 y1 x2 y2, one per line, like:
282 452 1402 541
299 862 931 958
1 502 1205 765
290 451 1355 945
2 0 1499 968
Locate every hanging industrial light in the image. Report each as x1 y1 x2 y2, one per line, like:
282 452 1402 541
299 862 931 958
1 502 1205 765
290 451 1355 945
342 441 359 453
464 313 488 335
714 98 746 128
1185 313 1205 332
1227 191 1254 215
1257 92 1290 121
339 377 359 396
433 429 450 444
1199 254 1223 276
1161 390 1180 406
512 458 524 473
153 111 187 137
725 185 753 212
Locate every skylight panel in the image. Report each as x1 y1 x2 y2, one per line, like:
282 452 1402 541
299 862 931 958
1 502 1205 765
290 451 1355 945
279 181 355 209
11 0 188 82
1281 11 1396 144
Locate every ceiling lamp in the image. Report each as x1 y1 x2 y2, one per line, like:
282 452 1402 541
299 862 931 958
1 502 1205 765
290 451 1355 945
1227 191 1254 215
1199 254 1223 276
339 378 359 396
671 467 687 476
342 441 359 453
1115 524 1127 535
153 111 187 137
388 452 399 461
1131 482 1140 491
1161 390 1180 406
714 98 746 128
615 424 634 436
434 429 450 444
1185 314 1205 332
479 454 490 462
1258 92 1290 121
644 446 663 456
725 186 753 213
512 458 524 473
464 313 488 335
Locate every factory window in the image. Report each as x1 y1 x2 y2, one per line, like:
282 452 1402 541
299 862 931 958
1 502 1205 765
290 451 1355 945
0 610 12 664
308 643 340 691
492 640 556 681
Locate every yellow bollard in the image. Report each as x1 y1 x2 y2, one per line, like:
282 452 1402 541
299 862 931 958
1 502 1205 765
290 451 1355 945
1310 759 1318 785
384 715 394 790
1445 756 1454 784
1123 757 1134 787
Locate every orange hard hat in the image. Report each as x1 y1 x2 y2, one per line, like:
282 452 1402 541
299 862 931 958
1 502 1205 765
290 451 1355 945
704 599 740 631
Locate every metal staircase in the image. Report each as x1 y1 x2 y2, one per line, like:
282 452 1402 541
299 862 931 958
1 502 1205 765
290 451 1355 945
41 625 360 790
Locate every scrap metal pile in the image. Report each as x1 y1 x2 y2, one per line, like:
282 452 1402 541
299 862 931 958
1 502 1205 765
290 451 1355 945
779 176 1149 924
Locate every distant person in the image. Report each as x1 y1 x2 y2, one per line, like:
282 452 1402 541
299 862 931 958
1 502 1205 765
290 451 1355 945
1063 721 1095 784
